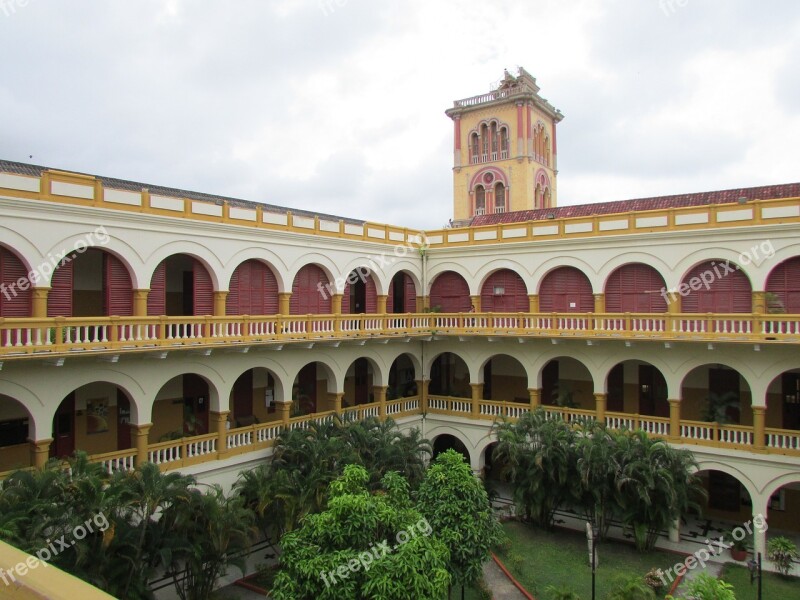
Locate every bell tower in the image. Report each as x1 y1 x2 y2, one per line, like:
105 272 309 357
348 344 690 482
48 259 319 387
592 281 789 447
446 68 564 222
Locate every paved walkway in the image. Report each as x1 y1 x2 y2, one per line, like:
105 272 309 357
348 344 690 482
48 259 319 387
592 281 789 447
482 557 529 600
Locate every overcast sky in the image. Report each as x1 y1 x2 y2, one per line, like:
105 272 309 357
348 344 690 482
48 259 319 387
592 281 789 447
1 0 798 229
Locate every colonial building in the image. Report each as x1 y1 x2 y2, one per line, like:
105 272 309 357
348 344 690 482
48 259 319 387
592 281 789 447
0 69 799 562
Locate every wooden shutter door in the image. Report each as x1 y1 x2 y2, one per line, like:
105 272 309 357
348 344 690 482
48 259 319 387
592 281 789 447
766 257 800 314
47 259 73 317
682 261 751 313
430 272 470 312
386 279 395 313
291 265 330 314
540 267 592 312
482 269 527 313
606 264 667 313
193 261 214 316
404 274 416 312
365 275 377 313
226 267 240 315
104 253 133 316
147 261 166 316
1 248 31 317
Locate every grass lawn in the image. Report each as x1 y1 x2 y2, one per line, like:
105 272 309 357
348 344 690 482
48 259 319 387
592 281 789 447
496 521 683 599
719 563 800 600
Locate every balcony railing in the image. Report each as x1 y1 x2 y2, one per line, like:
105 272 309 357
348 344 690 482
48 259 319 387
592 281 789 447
2 311 800 358
2 398 799 482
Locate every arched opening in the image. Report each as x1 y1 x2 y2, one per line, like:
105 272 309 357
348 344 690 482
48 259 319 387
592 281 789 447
227 260 279 316
344 358 375 407
475 185 486 216
765 256 800 314
292 362 334 416
151 374 210 442
539 267 594 312
606 360 668 416
680 260 752 313
694 469 754 535
766 481 800 535
47 248 133 317
388 354 418 399
480 123 489 161
605 264 668 313
343 269 377 314
432 434 470 464
429 271 471 313
495 182 506 213
499 127 509 159
290 264 331 315
766 369 800 431
470 133 480 164
481 269 528 313
230 368 281 428
0 246 32 318
681 365 752 426
541 357 594 411
0 395 33 471
50 383 135 459
483 354 528 403
387 271 416 313
147 254 213 316
429 352 470 398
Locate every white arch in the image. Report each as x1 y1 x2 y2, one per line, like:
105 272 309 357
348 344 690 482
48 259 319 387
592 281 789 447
222 248 290 293
474 261 532 296
532 258 599 294
144 240 225 291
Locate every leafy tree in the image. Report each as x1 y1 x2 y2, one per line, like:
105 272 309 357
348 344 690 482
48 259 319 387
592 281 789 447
493 408 580 528
416 449 501 595
270 465 450 600
575 423 619 539
158 485 256 600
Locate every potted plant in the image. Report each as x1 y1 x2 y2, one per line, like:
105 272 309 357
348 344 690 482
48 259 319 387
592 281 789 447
728 530 749 561
702 391 739 424
767 536 799 576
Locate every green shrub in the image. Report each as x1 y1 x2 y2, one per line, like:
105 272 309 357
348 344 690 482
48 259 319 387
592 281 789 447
603 575 656 600
546 585 582 600
767 536 799 576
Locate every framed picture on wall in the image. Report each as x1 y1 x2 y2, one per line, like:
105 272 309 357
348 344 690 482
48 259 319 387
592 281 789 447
86 398 109 434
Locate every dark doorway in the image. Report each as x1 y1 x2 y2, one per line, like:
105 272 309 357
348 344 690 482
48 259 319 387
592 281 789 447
52 393 76 459
607 364 624 412
233 370 255 426
783 373 800 430
708 471 742 512
432 434 470 464
639 365 669 417
709 368 741 424
117 390 131 450
542 360 559 406
350 277 366 314
354 358 369 405
391 272 405 313
182 374 209 436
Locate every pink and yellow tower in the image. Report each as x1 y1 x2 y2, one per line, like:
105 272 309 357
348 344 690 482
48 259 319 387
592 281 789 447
446 68 564 222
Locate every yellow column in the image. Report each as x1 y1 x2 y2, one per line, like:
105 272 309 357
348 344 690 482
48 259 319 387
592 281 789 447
30 438 52 469
374 386 388 420
328 392 344 415
276 401 292 428
470 383 484 419
528 294 539 313
132 424 152 467
331 293 343 333
376 295 388 314
417 379 429 413
418 295 429 311
278 292 292 315
213 291 228 316
594 294 605 314
211 411 230 457
594 392 607 424
752 406 766 452
528 388 541 411
132 289 149 317
31 288 50 318
668 399 681 442
752 291 766 315
470 295 481 312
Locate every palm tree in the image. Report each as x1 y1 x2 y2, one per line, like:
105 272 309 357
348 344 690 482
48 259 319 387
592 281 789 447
575 423 619 538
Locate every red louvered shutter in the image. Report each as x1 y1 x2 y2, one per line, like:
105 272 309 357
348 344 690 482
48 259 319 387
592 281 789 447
0 248 32 317
405 274 416 312
193 261 214 316
481 269 527 313
147 261 166 316
104 254 133 316
539 267 593 312
47 259 73 317
681 261 751 313
766 257 800 314
226 267 240 315
605 264 667 313
342 281 351 314
291 265 330 314
365 275 377 313
430 272 470 312
387 279 395 313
